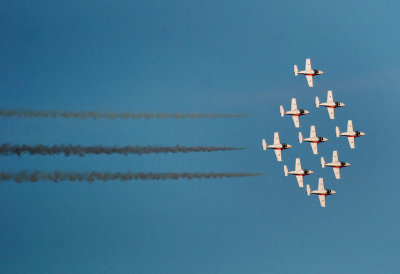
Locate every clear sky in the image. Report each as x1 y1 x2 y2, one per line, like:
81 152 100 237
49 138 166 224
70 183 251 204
1 1 400 273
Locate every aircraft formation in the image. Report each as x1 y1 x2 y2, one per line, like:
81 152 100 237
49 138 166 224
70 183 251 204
262 59 365 207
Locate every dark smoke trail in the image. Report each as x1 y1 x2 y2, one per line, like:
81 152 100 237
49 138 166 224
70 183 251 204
0 144 244 157
0 171 263 183
0 110 247 119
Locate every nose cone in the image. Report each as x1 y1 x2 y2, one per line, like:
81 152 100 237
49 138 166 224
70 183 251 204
323 138 328 142
287 144 292 149
346 163 351 167
331 190 336 194
360 132 366 136
319 70 324 74
308 170 314 174
304 110 310 115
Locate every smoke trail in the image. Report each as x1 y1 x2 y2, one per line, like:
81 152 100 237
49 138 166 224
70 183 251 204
0 110 247 119
0 171 263 183
0 144 244 157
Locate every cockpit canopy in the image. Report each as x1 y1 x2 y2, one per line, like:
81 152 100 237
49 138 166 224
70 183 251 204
313 69 319 73
282 143 288 148
299 109 305 114
355 131 361 136
304 169 310 174
326 189 332 194
318 137 324 141
340 161 346 166
335 102 340 106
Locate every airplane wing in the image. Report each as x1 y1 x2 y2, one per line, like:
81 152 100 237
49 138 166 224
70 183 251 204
306 58 312 71
328 107 335 119
347 120 354 132
311 142 318 155
295 158 301 171
332 150 338 162
318 178 324 190
274 132 280 145
274 149 282 162
295 175 304 188
347 136 355 149
310 125 316 138
327 90 334 103
292 115 300 128
318 195 326 207
306 75 313 87
291 98 298 111
333 167 341 179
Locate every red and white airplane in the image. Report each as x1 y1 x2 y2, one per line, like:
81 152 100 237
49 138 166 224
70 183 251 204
321 150 351 180
315 90 345 119
262 132 292 162
336 120 365 149
283 158 314 188
306 178 336 207
299 125 328 154
294 58 324 87
280 98 309 128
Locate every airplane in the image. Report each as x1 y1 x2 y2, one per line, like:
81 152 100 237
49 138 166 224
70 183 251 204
280 98 309 128
283 158 314 188
294 58 324 87
336 120 366 149
262 132 292 162
299 125 328 154
315 90 345 119
306 178 336 207
321 150 351 179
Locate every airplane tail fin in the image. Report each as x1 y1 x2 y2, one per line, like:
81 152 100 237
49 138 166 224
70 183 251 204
298 132 303 143
315 96 320 108
306 184 311 196
284 165 288 177
321 157 325 168
335 126 340 138
262 139 267 151
294 65 298 76
280 105 285 117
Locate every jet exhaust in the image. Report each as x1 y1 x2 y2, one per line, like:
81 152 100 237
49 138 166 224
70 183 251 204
0 171 263 183
0 110 247 120
0 144 244 156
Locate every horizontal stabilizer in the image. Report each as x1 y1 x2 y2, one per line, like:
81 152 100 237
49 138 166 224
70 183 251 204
306 184 311 196
262 139 267 150
294 65 298 76
321 157 325 168
284 165 288 177
298 132 303 143
315 96 320 108
336 126 340 138
280 105 284 117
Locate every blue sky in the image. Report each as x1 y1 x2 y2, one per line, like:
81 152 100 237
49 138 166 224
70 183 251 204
0 1 400 273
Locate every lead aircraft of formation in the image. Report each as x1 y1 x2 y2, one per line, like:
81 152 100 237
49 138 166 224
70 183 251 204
336 120 366 149
294 58 324 87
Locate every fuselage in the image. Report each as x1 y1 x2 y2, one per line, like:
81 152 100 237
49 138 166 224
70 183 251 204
266 144 292 150
319 102 345 108
288 169 314 176
311 189 336 196
303 137 328 144
298 69 324 76
284 109 310 116
325 161 351 168
340 131 366 138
